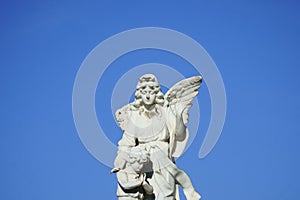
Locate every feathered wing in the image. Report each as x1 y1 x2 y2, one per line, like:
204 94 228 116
115 103 133 131
164 76 202 157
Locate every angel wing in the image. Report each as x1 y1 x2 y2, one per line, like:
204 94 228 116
115 103 133 131
164 75 202 157
164 76 202 124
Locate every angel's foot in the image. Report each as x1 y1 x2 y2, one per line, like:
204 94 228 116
183 188 201 200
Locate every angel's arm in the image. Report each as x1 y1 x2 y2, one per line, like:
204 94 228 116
174 111 186 141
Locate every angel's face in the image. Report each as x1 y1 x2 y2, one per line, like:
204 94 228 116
140 84 156 106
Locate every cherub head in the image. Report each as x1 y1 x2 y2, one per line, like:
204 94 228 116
127 146 150 173
134 74 164 108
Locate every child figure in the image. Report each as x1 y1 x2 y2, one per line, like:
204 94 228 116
113 146 153 200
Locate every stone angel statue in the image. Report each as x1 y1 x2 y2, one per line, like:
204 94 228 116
111 74 202 200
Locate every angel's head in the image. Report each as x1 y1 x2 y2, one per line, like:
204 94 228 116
134 74 164 108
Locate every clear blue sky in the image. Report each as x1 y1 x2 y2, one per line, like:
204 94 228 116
1 0 300 199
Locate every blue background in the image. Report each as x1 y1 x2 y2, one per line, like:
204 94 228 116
1 0 299 199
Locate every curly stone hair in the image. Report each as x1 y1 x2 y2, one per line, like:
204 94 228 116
133 74 164 108
128 146 150 164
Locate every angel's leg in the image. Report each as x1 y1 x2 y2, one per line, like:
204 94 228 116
167 164 201 200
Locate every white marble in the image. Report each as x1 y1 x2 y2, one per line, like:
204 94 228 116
112 74 202 200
